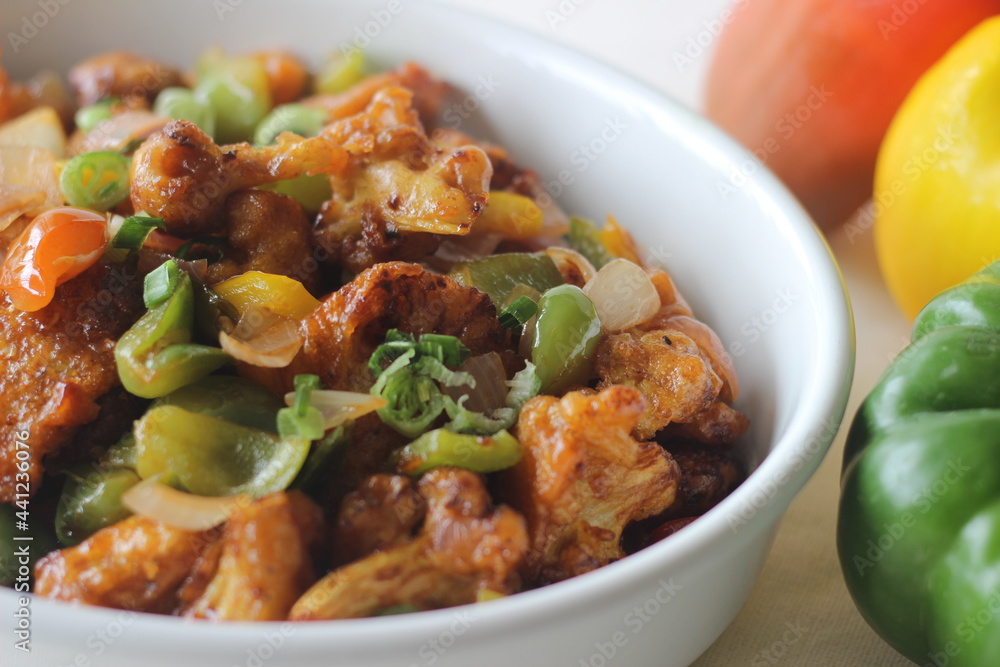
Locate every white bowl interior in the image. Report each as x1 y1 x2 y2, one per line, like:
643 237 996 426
1 1 853 665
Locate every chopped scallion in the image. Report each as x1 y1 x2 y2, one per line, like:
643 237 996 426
143 260 181 308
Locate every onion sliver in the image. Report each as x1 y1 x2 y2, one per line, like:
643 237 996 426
122 477 249 531
73 110 168 154
220 305 302 368
283 389 387 430
442 352 508 413
0 145 61 230
546 247 596 286
583 258 660 331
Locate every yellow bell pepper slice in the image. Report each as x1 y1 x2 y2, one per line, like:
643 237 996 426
213 271 320 320
598 213 643 266
474 191 544 239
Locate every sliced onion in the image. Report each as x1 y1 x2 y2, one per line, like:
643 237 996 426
0 144 61 230
583 258 661 332
546 246 596 286
220 304 302 368
433 232 502 263
661 314 740 402
122 476 249 531
0 183 45 232
72 110 169 154
442 352 508 413
283 389 386 430
0 106 67 157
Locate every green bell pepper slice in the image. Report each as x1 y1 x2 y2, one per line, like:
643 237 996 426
114 262 231 399
839 259 1000 666
55 466 141 546
531 284 603 395
134 405 309 498
395 428 522 476
449 252 564 308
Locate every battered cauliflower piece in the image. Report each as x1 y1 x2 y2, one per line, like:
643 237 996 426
0 263 144 503
182 491 324 621
314 86 492 272
500 386 681 585
35 516 215 613
130 119 347 236
204 189 321 294
132 85 490 256
289 468 528 620
67 51 183 107
595 329 727 442
332 473 426 566
275 261 506 394
238 261 507 504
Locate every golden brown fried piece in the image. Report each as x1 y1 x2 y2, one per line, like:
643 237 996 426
662 401 749 446
67 51 182 107
132 86 489 253
315 87 492 272
0 65 73 125
274 261 506 394
290 468 528 620
239 261 506 505
182 492 323 621
35 517 215 612
130 120 347 236
499 386 681 585
204 189 321 293
0 263 144 502
660 441 743 519
333 473 426 566
595 329 728 442
303 61 448 127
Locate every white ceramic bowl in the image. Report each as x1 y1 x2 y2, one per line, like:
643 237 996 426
0 1 854 665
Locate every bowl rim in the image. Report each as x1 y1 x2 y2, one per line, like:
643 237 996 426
4 0 856 652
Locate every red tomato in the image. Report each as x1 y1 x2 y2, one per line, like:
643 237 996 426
1 206 108 312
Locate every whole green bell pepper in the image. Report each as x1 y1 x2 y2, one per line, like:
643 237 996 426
839 260 1000 666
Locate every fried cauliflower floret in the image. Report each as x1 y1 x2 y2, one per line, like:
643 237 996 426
0 263 144 502
204 189 321 293
333 474 426 566
132 85 490 253
67 51 183 107
130 119 347 236
274 261 506 394
181 491 324 621
498 386 681 585
314 86 492 272
35 516 215 612
660 441 743 520
595 329 729 441
290 468 528 620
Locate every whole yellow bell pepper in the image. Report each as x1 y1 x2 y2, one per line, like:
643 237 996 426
875 16 1000 319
